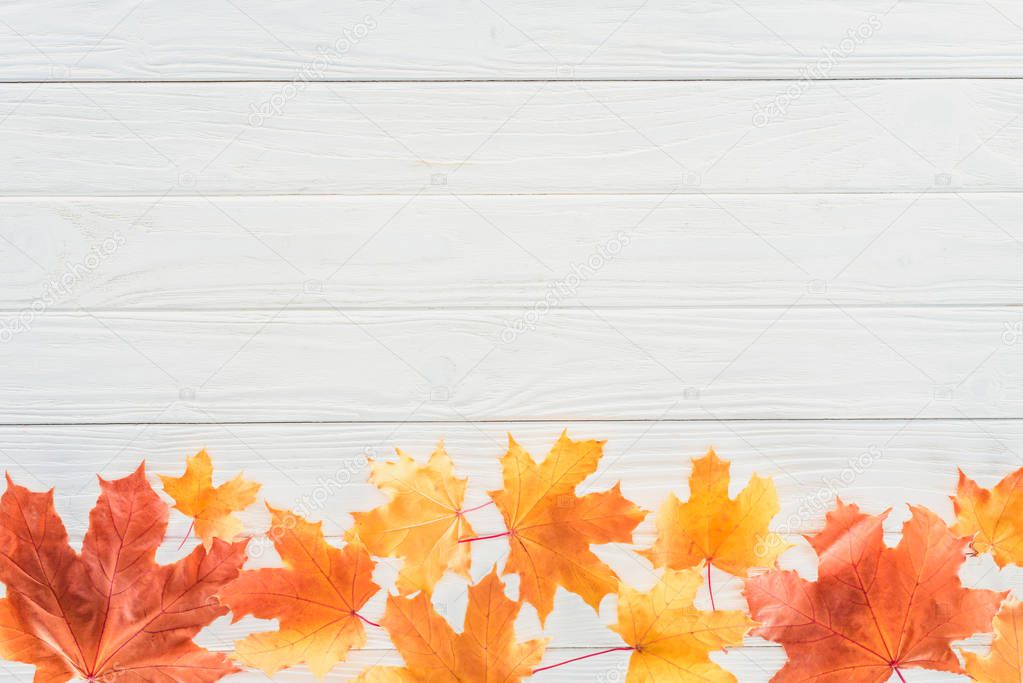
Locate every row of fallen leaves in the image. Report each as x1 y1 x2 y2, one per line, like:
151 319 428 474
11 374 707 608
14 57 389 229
0 432 1019 682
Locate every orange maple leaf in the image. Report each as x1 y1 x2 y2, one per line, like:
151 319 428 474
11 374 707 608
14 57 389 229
159 449 261 549
745 500 1005 682
640 449 788 583
0 465 246 683
487 432 646 624
219 505 380 677
963 598 1023 682
357 568 547 682
952 467 1023 567
347 443 474 596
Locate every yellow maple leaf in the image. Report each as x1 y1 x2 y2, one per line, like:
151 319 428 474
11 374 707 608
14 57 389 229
963 599 1023 682
489 431 646 624
609 568 752 682
159 449 260 548
347 443 474 595
640 448 788 581
953 467 1023 567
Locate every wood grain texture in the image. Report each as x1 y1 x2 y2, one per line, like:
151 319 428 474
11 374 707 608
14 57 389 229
3 193 1022 310
2 1 1023 81
0 307 1017 423
6 419 1019 538
2 80 1022 195
3 3 1021 678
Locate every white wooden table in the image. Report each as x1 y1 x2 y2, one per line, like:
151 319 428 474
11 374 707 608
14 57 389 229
2 2 1022 680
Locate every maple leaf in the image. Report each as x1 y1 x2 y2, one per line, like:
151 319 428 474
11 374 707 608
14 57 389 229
357 567 547 682
159 449 261 549
952 467 1023 567
0 464 246 683
963 598 1023 682
487 432 646 624
533 566 751 679
745 500 1005 682
219 505 381 677
609 568 752 682
640 449 788 583
347 443 474 596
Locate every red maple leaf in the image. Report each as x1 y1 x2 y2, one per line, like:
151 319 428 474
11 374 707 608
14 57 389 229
0 464 246 682
745 500 1005 682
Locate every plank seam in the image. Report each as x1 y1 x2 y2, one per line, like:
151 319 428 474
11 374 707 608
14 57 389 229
4 417 1022 427
5 76 1023 84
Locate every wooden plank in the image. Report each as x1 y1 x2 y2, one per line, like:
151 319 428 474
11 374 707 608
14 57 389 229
3 193 1022 310
0 420 1018 657
1 80 1022 195
7 419 1021 537
0 307 1016 423
2 1 1023 81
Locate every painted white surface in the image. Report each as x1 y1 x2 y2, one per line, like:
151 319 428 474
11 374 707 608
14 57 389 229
0 1 1022 81
1 80 1021 195
1 2 1021 681
0 307 1017 423
7 420 1021 539
3 194 1022 309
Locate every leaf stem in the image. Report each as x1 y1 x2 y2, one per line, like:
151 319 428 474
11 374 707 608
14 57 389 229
353 612 380 628
458 531 511 544
893 667 907 682
707 562 716 611
177 520 195 550
458 500 495 514
533 647 634 674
